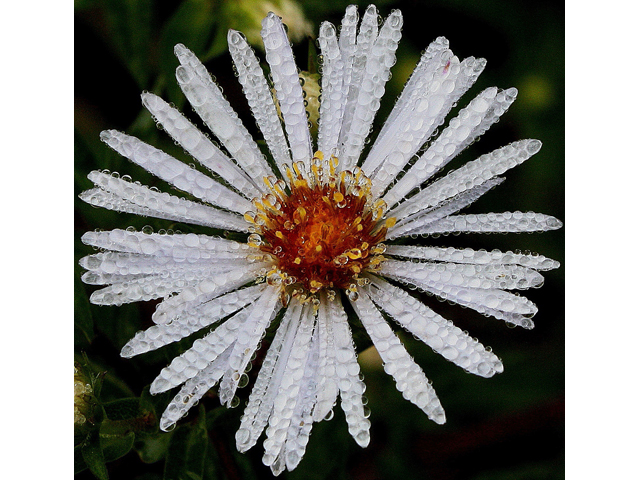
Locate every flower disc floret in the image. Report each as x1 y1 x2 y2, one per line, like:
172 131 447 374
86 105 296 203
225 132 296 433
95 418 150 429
245 152 395 299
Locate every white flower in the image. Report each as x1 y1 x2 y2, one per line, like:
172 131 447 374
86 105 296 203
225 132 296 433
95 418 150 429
79 5 562 475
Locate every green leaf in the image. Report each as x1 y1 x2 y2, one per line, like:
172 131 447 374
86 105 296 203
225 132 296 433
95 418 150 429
136 431 173 464
102 431 136 463
81 430 110 480
140 386 173 421
75 445 88 474
163 404 209 480
101 397 157 438
102 0 154 89
75 262 94 346
103 398 143 421
74 0 99 10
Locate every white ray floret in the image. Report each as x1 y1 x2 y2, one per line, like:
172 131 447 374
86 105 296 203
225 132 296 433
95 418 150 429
380 258 544 291
261 13 312 164
311 291 339 422
379 260 539 319
375 36 449 142
284 324 320 471
387 177 505 240
87 274 203 306
381 261 538 328
389 139 544 219
365 46 457 187
121 284 267 358
363 276 503 377
81 229 253 258
100 130 253 214
383 87 518 208
317 21 346 155
410 211 563 236
218 286 281 406
82 260 249 306
159 345 233 431
338 4 378 158
340 7 403 170
150 262 269 325
236 303 304 453
150 305 252 395
262 304 316 469
174 44 274 184
428 284 538 329
330 296 371 447
270 446 287 476
80 251 253 282
81 171 248 232
350 292 446 424
228 30 291 178
141 92 260 199
385 245 560 271
338 5 359 89
368 55 487 195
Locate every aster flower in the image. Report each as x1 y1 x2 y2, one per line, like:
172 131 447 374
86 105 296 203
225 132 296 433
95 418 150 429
79 4 562 475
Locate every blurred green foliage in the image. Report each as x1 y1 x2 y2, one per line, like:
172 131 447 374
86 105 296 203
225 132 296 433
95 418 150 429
75 0 564 478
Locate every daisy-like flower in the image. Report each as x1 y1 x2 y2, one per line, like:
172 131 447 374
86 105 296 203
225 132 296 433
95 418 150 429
79 5 562 475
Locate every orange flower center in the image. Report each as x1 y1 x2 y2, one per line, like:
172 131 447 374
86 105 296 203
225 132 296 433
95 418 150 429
245 153 395 303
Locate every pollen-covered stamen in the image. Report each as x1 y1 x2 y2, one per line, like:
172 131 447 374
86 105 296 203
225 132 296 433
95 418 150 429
246 152 395 299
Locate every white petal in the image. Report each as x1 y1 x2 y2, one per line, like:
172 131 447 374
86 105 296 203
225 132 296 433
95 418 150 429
236 303 304 453
380 261 538 328
88 275 198 306
150 262 269 325
383 87 518 209
262 304 316 467
84 258 248 305
364 276 503 377
390 139 543 219
385 245 560 271
364 46 456 182
340 8 403 170
218 286 282 406
387 177 504 240
367 55 486 195
376 36 449 142
99 130 252 214
312 291 339 422
227 30 291 178
121 284 266 358
81 228 252 258
269 446 286 476
80 252 252 283
338 4 359 87
284 322 320 471
330 295 370 447
349 291 446 424
380 258 544 291
159 345 233 431
425 283 538 329
317 21 346 155
150 306 252 394
174 44 275 183
261 13 312 164
338 4 378 166
408 211 563 236
141 92 260 198
81 171 248 232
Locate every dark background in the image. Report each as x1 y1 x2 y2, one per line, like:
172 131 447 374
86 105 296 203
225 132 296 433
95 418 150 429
75 1 564 479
